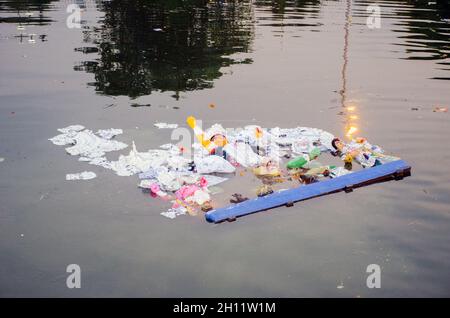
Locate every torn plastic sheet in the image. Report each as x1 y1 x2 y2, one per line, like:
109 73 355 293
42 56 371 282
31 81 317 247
269 127 335 151
49 126 128 159
65 130 128 158
154 122 178 129
228 125 274 147
157 170 182 191
96 128 123 140
66 171 97 181
223 142 263 167
195 155 236 174
201 175 228 187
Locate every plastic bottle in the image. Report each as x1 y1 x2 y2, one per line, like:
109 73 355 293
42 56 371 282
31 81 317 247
286 147 321 169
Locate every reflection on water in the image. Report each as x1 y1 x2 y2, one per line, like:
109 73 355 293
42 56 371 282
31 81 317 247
395 0 450 80
0 0 57 43
0 0 57 25
74 0 255 99
254 0 322 31
1 0 450 297
354 0 450 79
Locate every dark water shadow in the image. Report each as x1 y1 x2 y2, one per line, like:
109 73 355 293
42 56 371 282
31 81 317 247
74 0 255 99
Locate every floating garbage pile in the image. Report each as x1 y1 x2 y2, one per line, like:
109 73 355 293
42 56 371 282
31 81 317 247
49 118 400 220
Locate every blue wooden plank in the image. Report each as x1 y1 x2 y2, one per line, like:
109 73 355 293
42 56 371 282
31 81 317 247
205 160 411 223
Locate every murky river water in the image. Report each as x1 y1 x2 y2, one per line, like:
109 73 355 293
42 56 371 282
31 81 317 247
0 0 449 297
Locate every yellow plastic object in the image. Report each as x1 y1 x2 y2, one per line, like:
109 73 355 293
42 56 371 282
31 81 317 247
186 116 214 151
253 165 281 177
186 116 196 129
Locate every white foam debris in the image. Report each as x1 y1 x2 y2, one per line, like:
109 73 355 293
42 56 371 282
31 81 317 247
50 126 128 159
154 122 178 129
96 128 123 140
0 157 4 163
66 171 97 181
161 206 187 219
108 141 171 176
65 130 128 158
57 125 85 134
49 125 84 146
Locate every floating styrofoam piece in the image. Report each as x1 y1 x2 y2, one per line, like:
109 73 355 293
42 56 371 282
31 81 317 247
96 128 123 139
66 171 97 181
0 157 4 163
223 142 263 168
154 122 178 129
195 155 236 174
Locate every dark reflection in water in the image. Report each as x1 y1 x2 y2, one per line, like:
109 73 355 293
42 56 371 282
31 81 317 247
396 0 450 80
355 0 450 80
254 0 322 29
75 0 255 99
0 0 57 25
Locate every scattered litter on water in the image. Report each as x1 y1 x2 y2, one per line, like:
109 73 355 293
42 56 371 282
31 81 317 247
50 118 403 220
66 171 97 181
